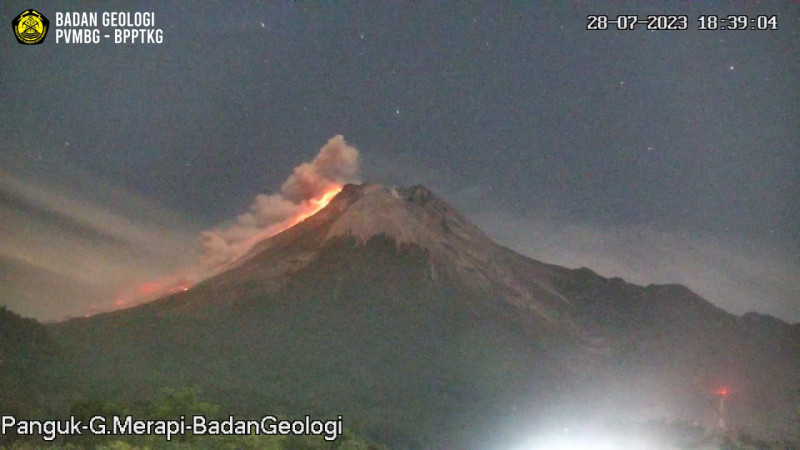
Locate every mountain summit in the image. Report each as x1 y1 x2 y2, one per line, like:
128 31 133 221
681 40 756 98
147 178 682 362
18 184 800 448
228 183 576 330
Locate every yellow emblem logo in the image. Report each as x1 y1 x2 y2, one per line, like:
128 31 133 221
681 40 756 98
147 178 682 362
12 9 49 45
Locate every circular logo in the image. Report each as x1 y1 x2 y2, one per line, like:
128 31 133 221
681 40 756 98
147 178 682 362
12 9 49 45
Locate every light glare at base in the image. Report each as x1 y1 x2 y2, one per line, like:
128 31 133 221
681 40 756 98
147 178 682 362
512 430 657 450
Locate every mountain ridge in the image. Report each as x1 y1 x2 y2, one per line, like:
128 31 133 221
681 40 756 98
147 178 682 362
4 183 798 448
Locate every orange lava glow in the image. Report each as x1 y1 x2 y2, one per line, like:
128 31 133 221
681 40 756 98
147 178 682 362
112 277 194 309
275 185 343 234
137 282 162 296
311 187 342 208
109 186 343 312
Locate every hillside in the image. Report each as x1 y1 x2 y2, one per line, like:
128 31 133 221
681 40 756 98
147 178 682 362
3 184 797 448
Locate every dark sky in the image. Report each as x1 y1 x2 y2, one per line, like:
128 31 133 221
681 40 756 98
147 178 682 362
2 1 798 322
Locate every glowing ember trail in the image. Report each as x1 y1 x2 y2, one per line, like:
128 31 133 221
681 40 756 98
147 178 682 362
251 184 343 241
287 185 343 227
110 185 344 311
105 135 359 315
199 135 359 272
111 274 195 309
225 184 345 267
217 184 345 267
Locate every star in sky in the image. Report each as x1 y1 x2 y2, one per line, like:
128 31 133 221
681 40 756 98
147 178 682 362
1 1 797 322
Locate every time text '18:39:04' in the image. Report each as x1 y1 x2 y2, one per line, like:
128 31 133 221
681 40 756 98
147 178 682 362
587 15 778 31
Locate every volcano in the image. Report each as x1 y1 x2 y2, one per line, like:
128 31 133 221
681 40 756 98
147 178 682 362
8 184 799 448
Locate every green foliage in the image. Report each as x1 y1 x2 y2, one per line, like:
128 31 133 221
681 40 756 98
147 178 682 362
147 387 219 420
70 398 128 420
0 307 61 421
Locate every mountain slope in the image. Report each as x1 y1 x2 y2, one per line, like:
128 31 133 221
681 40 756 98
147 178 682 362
0 306 61 420
35 184 800 447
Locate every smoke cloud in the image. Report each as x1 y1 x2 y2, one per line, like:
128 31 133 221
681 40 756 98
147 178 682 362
0 172 198 320
199 135 360 270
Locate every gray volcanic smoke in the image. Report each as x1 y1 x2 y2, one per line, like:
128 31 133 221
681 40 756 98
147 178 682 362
199 135 360 270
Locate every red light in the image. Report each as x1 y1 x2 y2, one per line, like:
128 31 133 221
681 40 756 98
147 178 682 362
137 282 161 295
717 388 729 396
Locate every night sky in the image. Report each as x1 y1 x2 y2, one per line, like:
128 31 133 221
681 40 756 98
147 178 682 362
2 1 798 322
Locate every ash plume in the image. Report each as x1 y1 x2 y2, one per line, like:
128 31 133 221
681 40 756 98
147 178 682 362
199 135 359 270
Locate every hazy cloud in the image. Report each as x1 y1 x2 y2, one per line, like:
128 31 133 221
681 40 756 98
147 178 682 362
0 173 197 320
471 211 800 323
199 135 360 270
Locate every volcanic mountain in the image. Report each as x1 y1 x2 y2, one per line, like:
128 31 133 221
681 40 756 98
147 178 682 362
11 184 800 448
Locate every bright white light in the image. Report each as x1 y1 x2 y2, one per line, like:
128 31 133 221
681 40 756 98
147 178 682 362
514 435 618 450
512 430 655 450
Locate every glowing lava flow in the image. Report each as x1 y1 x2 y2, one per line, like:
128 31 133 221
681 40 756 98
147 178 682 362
109 185 344 311
288 186 342 227
255 184 344 240
112 275 194 308
232 184 344 261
